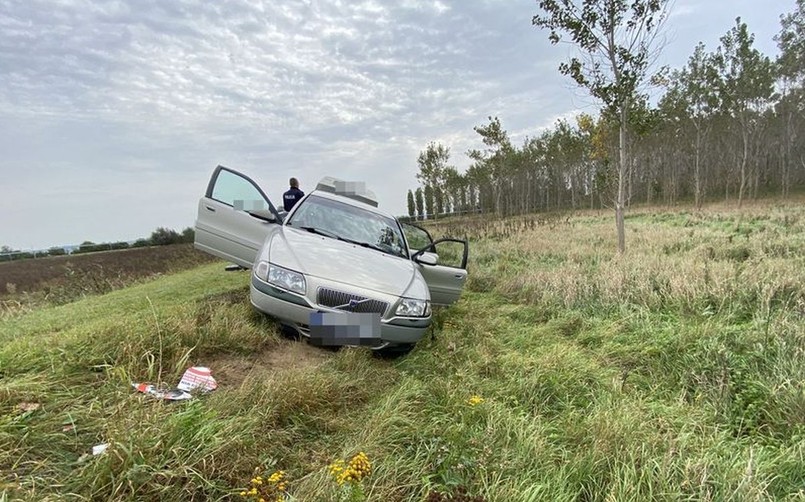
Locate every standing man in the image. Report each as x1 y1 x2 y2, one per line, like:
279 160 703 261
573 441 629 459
283 177 304 211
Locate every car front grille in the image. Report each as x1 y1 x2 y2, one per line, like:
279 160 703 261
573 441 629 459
316 288 389 315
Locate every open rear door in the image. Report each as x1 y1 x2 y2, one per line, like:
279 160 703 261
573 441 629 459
194 165 282 268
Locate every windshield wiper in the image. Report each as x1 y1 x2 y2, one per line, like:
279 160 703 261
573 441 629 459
299 226 403 257
298 226 339 239
338 236 382 252
337 236 404 257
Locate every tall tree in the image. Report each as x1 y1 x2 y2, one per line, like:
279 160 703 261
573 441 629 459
577 113 610 209
417 142 452 219
775 0 805 197
416 142 451 189
776 0 805 86
662 43 721 208
434 188 444 216
467 117 513 215
442 166 463 213
716 18 775 207
424 184 434 219
406 189 415 218
533 0 669 253
414 187 424 221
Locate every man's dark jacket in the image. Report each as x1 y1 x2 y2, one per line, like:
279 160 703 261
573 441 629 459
283 187 304 211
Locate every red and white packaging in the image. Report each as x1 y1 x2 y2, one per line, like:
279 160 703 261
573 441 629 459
177 366 218 393
131 382 193 401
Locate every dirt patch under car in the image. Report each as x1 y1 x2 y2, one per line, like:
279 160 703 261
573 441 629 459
204 340 332 388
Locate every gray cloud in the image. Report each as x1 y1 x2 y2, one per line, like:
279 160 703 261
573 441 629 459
0 0 789 248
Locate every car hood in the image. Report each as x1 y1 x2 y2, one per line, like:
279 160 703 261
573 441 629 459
268 227 418 297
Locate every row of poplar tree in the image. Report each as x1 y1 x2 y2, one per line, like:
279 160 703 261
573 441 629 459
405 2 804 220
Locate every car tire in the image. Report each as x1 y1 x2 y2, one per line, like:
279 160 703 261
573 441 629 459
279 324 301 340
374 343 415 359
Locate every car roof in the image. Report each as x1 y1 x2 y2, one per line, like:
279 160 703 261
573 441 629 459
307 189 398 220
314 176 378 206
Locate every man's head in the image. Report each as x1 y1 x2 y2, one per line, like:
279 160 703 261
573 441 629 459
289 177 299 188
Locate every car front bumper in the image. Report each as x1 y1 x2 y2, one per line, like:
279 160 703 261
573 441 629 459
250 276 430 347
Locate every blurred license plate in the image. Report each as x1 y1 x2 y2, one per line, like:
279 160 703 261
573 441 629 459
309 312 381 346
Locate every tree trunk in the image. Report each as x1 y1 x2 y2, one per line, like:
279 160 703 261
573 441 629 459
617 107 628 254
783 107 793 198
626 153 634 208
694 123 702 210
738 122 749 208
646 178 652 205
526 174 531 214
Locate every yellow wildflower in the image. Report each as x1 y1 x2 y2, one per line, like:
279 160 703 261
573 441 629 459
330 452 372 486
468 395 485 406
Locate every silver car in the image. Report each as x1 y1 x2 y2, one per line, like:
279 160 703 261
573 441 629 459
194 165 468 354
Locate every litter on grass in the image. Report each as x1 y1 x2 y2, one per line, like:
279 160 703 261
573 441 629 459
131 383 193 401
78 443 110 463
131 366 217 401
177 366 218 393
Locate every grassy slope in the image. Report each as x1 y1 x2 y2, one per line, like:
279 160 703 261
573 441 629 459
0 244 217 311
1 201 804 501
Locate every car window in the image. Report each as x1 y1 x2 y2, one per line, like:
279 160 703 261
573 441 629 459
401 223 433 252
288 195 407 258
431 240 466 269
211 169 268 211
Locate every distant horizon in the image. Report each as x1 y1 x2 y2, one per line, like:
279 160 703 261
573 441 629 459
1 230 192 253
2 240 138 254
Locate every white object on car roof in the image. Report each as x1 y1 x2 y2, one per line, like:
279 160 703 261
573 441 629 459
315 176 378 207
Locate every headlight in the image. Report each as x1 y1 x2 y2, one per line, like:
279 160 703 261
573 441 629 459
262 262 306 295
395 298 430 317
255 261 269 281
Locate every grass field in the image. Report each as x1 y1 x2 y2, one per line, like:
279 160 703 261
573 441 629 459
1 199 804 501
0 244 217 314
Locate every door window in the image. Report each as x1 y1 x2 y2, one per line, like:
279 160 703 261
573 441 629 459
431 240 467 269
211 169 267 211
402 223 433 252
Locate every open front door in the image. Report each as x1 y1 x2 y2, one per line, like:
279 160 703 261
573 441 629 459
402 223 469 305
412 236 469 306
194 165 282 268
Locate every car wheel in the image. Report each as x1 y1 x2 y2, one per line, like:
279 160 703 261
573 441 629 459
279 324 301 340
374 343 415 359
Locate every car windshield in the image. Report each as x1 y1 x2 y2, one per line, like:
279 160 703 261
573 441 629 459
286 195 408 258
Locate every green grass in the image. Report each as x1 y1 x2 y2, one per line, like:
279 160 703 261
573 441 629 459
2 200 804 501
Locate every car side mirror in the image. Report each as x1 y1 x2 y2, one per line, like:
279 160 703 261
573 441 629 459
414 251 438 266
247 209 277 223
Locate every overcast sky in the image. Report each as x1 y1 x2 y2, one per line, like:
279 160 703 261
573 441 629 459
0 0 793 250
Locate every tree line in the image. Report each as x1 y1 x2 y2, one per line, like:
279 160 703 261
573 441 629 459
0 227 196 262
405 2 804 228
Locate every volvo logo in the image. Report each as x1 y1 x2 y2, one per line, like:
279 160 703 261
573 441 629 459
335 297 372 312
